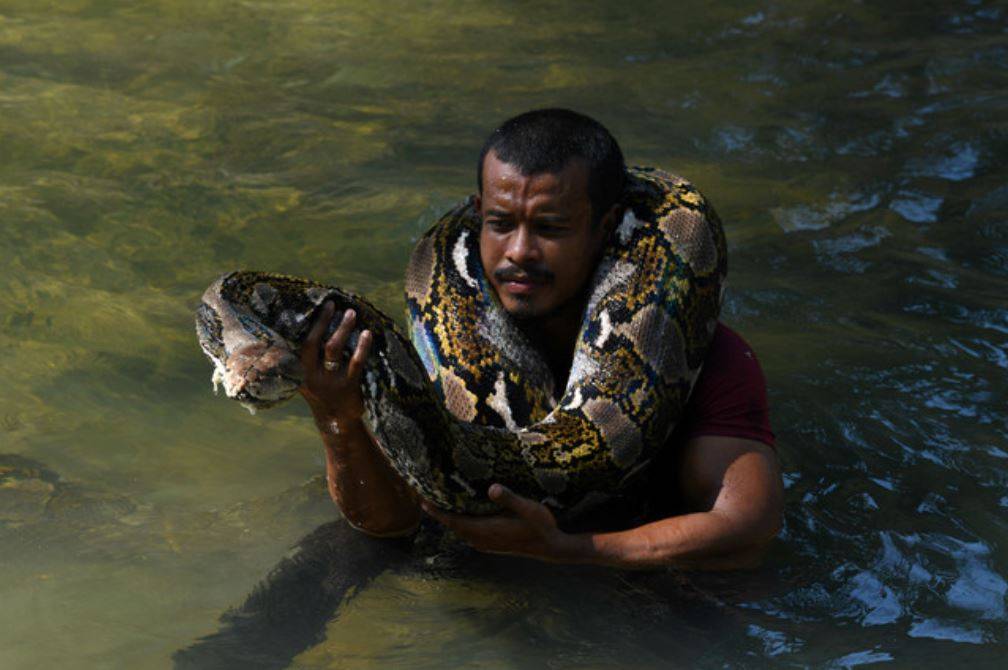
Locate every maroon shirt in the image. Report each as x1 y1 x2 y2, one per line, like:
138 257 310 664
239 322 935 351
643 322 774 520
674 323 775 448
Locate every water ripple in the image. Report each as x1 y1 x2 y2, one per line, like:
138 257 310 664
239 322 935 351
772 190 881 232
903 142 981 181
890 190 944 223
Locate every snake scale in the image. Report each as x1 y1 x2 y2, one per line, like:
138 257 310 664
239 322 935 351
196 168 726 517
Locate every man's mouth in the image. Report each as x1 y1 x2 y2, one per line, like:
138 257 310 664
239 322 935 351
495 266 553 296
503 278 539 295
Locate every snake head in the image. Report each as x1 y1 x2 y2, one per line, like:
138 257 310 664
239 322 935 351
217 340 303 412
196 275 305 413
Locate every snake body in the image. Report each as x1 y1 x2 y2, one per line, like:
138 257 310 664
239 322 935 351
196 168 726 516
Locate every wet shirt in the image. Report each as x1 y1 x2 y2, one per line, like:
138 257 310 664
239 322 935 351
674 323 775 449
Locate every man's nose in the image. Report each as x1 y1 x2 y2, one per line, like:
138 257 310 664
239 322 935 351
505 224 541 265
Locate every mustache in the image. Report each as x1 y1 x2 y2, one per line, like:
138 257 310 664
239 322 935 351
494 264 554 283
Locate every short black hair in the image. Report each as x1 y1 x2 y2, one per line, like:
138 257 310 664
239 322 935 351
477 109 626 226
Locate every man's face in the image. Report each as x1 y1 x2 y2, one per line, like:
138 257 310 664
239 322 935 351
477 151 610 321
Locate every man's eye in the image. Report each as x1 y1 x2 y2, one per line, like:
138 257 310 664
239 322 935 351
486 219 513 231
537 223 568 235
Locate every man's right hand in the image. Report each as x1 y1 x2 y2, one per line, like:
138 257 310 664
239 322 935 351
300 301 420 535
299 301 373 430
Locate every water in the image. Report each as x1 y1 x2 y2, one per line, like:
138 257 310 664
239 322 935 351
2 0 1007 666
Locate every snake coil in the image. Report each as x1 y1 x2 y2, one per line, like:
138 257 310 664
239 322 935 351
196 168 726 517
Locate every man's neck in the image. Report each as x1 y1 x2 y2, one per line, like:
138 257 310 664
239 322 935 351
516 292 588 394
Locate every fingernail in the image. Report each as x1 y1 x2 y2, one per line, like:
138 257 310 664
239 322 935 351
345 308 356 321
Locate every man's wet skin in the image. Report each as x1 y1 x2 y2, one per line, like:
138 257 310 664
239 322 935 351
476 150 617 385
477 151 610 321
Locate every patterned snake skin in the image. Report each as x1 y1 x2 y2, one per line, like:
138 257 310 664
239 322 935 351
196 168 726 517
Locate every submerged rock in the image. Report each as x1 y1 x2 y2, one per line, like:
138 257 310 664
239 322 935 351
0 453 135 528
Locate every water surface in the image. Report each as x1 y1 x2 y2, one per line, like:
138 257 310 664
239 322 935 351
1 0 1007 667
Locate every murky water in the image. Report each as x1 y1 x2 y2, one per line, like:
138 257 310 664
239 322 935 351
2 0 1006 667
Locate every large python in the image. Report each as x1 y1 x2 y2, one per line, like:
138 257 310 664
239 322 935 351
196 168 726 518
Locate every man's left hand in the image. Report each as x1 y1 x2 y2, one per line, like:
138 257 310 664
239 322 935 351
421 484 589 563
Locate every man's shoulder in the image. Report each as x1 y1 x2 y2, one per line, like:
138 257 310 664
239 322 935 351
701 322 762 384
683 322 774 447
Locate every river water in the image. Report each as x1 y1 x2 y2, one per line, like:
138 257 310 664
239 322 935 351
1 0 1006 667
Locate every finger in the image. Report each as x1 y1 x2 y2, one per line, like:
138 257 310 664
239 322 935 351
302 302 335 368
345 330 372 382
432 515 510 547
421 501 485 534
420 500 454 522
488 484 543 522
420 501 455 527
323 308 356 364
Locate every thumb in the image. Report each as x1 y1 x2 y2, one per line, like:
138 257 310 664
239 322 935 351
488 484 551 524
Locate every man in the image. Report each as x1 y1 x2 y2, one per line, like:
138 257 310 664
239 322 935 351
299 109 782 570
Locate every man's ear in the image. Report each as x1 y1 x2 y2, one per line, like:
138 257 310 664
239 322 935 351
473 193 482 214
600 203 623 237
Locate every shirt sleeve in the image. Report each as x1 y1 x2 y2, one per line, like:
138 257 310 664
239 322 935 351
678 323 775 448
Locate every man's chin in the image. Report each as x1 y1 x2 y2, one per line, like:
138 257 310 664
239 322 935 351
502 298 540 321
501 295 569 323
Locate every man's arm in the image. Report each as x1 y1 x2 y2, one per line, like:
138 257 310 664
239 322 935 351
586 436 783 569
424 435 783 570
300 302 421 537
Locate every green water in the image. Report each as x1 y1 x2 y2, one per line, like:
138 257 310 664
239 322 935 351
2 0 1007 667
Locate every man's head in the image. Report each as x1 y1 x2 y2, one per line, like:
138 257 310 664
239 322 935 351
475 109 626 321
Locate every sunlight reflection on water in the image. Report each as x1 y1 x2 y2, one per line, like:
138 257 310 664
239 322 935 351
1 0 1007 667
